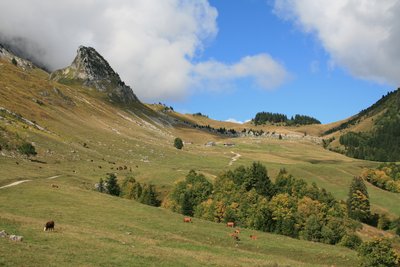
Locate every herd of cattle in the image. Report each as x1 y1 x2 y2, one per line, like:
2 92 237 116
42 217 257 243
183 217 257 242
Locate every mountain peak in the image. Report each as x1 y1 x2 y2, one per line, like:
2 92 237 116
50 46 138 104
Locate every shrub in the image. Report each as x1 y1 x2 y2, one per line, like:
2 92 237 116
339 233 362 249
174 137 183 150
358 238 399 267
18 142 37 157
11 58 17 66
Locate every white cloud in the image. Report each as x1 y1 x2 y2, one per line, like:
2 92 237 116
0 0 290 101
274 0 400 85
225 118 243 124
193 54 290 91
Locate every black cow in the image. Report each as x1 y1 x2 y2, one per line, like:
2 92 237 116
44 221 55 231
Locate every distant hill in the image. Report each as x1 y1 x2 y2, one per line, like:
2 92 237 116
324 89 400 162
253 111 321 126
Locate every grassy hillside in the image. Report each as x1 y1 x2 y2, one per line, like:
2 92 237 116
1 56 399 265
0 178 359 267
323 89 400 161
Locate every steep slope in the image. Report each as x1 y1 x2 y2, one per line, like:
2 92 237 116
324 89 400 161
1 45 400 265
50 46 138 104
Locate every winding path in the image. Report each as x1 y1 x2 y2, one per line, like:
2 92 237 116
229 151 241 166
0 175 62 189
0 180 32 189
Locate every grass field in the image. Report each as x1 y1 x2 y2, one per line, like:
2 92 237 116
0 179 359 267
0 58 399 266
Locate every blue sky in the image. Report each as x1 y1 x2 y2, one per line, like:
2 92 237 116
165 0 393 124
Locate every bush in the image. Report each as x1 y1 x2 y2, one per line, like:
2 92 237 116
11 58 17 66
174 137 183 150
358 238 399 267
377 214 391 230
18 142 37 157
339 233 362 249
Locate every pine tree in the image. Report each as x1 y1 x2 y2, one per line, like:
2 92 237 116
105 173 120 196
347 176 370 222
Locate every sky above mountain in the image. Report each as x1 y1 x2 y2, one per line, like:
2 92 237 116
0 0 398 123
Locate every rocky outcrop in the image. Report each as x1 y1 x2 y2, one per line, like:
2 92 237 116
0 230 23 242
0 43 35 70
50 46 138 105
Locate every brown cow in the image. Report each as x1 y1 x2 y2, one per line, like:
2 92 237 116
226 222 234 227
51 184 59 188
183 217 192 223
44 221 55 231
234 229 240 234
250 235 257 240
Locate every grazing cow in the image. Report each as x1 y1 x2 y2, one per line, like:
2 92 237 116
44 221 55 231
51 184 59 188
234 229 240 234
250 235 257 240
226 222 235 227
183 217 192 223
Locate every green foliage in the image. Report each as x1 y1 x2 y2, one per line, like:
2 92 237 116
361 163 400 193
347 177 370 223
253 112 321 126
120 175 142 200
17 142 37 157
301 214 323 242
339 233 362 249
377 214 391 230
192 112 208 118
169 170 213 216
339 96 400 162
105 173 120 196
139 183 160 206
171 163 357 247
242 162 274 197
289 114 321 125
174 137 183 150
358 238 399 267
120 175 160 206
11 58 17 66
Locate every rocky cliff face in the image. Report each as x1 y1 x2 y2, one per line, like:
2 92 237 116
50 46 138 104
0 43 36 70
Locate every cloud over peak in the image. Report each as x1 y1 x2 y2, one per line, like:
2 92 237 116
0 0 289 101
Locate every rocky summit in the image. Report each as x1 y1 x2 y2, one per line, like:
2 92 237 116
50 46 138 104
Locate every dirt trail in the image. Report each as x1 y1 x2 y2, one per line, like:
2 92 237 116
0 180 32 189
47 175 61 180
0 175 62 189
229 151 241 166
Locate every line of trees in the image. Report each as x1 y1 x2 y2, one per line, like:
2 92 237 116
360 163 400 193
97 173 160 207
339 105 400 161
164 163 364 247
253 112 321 126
